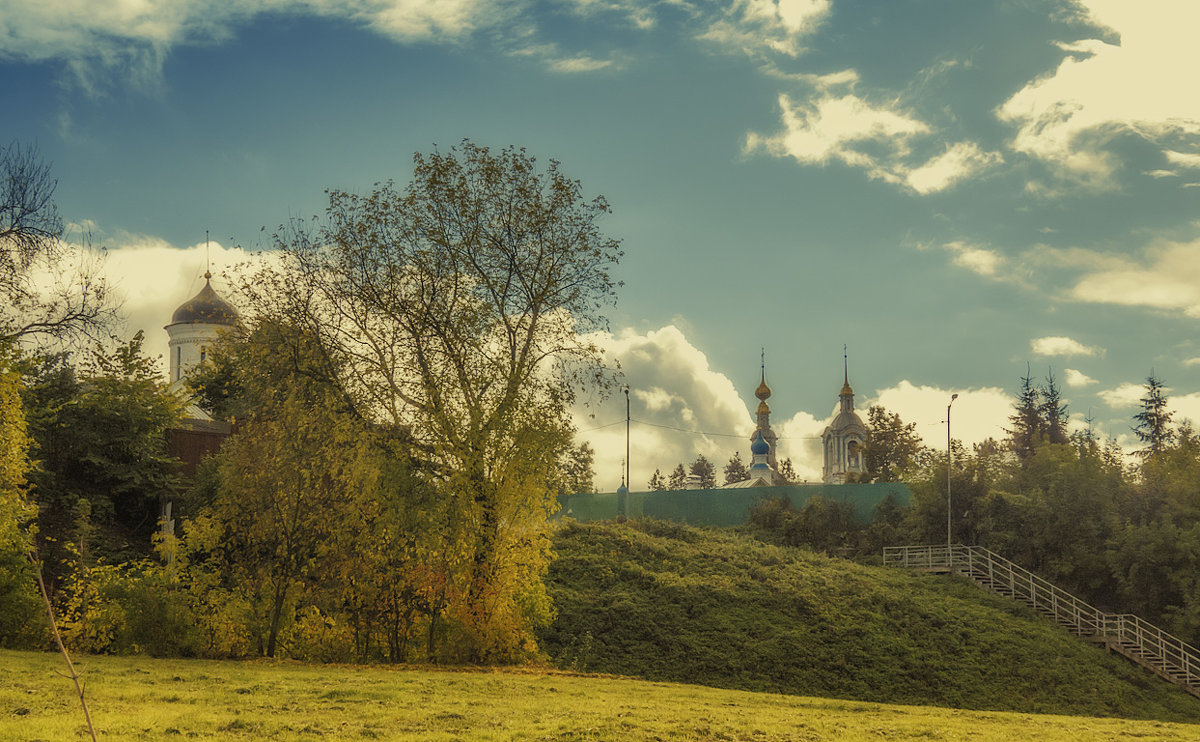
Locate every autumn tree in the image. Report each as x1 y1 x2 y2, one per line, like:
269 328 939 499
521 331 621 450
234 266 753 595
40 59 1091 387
723 452 749 485
241 141 621 660
0 352 41 645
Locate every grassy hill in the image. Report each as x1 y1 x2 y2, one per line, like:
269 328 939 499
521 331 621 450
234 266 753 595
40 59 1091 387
4 649 1200 740
539 519 1200 722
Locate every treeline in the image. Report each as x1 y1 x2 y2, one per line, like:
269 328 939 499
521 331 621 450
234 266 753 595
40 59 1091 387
0 142 617 663
748 371 1200 649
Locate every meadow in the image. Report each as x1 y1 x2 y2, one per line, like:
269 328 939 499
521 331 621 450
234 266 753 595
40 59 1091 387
4 649 1200 741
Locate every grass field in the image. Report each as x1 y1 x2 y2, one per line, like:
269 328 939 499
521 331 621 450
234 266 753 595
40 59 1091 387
540 520 1200 720
3 650 1199 741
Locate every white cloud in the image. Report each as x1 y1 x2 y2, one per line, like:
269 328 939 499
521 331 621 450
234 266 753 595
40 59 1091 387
699 0 831 58
904 142 1003 195
1065 238 1200 317
1031 336 1104 358
1099 382 1145 408
572 325 754 491
1165 150 1200 169
869 381 1012 450
774 409 830 483
1172 392 1200 426
943 241 1003 277
1183 357 1200 367
998 1 1200 188
548 55 614 73
1064 368 1098 388
747 92 999 194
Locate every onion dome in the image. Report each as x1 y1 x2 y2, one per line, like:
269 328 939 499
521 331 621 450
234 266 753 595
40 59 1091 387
755 374 772 401
750 429 770 456
756 400 770 415
616 481 628 495
169 273 238 326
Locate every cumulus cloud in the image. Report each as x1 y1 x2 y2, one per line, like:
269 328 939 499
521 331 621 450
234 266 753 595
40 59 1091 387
997 1 1200 188
746 91 1000 194
1099 382 1145 408
572 326 755 491
1061 238 1200 317
942 241 1004 277
1031 336 1104 358
869 381 1012 450
1183 357 1200 367
1064 368 1098 388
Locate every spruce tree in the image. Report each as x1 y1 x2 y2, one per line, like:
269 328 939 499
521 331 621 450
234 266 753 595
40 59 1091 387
1133 374 1173 458
647 469 667 491
667 464 687 490
1008 366 1042 462
723 452 749 485
1040 369 1069 445
690 455 716 488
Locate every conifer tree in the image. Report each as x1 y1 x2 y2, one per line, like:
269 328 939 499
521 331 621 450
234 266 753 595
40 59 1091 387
667 464 687 490
647 469 667 491
723 452 749 485
1008 366 1042 462
1040 369 1069 445
777 458 798 483
1133 374 1173 459
690 455 716 488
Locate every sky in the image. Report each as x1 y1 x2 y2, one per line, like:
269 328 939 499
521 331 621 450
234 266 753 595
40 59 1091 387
6 0 1200 490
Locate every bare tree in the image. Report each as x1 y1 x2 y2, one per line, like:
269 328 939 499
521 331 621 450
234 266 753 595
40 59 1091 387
0 141 113 344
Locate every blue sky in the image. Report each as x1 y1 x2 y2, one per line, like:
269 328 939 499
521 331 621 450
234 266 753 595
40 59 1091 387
6 0 1200 487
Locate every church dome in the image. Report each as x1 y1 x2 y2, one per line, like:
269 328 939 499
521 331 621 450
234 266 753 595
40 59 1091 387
755 377 771 401
751 429 770 456
830 408 866 433
169 275 238 326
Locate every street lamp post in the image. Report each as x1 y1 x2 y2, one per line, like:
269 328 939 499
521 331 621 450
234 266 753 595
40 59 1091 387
947 393 958 552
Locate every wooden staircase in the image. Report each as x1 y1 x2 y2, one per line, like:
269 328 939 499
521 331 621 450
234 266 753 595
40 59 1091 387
884 545 1200 699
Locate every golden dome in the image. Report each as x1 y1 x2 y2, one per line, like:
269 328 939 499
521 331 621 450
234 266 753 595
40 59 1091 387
757 400 770 415
755 375 771 401
841 381 853 396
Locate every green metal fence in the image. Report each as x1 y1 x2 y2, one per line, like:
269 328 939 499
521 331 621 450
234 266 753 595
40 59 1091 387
555 483 911 527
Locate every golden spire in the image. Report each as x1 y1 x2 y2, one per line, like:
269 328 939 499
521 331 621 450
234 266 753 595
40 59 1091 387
841 345 853 396
755 347 772 401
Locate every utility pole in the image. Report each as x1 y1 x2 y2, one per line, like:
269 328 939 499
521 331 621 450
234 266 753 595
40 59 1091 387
625 386 631 493
947 393 958 553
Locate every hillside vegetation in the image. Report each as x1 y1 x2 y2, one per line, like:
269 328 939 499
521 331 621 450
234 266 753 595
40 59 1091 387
539 519 1200 721
4 650 1200 741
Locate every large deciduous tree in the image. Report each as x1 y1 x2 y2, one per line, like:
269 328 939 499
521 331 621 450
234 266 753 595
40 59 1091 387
242 141 622 660
0 142 112 344
863 406 925 483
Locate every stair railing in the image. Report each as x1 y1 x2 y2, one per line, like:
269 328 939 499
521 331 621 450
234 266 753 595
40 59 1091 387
884 544 1200 694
